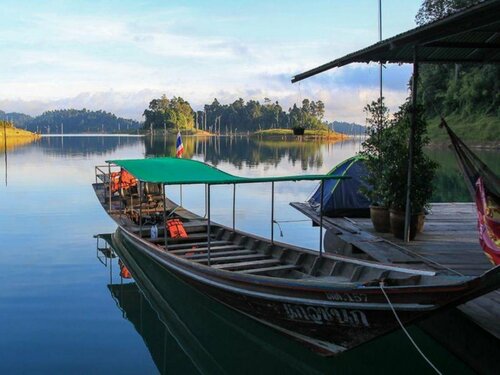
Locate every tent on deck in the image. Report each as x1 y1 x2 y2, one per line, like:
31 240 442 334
308 156 371 218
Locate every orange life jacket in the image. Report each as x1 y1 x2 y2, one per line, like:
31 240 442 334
110 172 121 193
110 169 137 193
118 260 132 279
167 219 188 238
120 170 137 190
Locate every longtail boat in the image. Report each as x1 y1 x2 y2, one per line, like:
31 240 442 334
93 157 500 355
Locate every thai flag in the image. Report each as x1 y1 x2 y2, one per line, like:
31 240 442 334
176 131 184 158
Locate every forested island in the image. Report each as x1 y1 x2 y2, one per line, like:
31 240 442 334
143 95 333 135
0 109 141 134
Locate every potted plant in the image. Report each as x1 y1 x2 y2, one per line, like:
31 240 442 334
384 100 438 240
360 98 392 232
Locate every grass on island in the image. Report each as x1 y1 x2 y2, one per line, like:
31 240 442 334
427 113 499 145
253 128 348 140
0 125 41 151
0 126 40 139
150 128 212 136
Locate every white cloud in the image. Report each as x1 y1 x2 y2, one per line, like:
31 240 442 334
0 3 414 124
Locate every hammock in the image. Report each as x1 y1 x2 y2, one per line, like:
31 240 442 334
440 118 500 265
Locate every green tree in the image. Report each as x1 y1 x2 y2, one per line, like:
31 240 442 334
415 0 498 125
415 0 483 25
143 95 195 131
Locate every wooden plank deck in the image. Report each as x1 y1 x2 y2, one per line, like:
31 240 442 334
292 201 500 341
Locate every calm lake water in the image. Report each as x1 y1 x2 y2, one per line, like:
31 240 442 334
1 135 497 374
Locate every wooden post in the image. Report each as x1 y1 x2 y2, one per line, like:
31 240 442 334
404 47 419 242
3 120 7 186
378 0 383 105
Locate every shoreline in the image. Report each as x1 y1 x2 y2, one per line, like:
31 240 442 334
1 127 41 140
252 128 348 141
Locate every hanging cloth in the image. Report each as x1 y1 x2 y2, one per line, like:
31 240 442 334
440 118 500 265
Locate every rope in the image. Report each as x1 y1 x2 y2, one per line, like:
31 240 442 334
388 240 465 276
380 282 443 375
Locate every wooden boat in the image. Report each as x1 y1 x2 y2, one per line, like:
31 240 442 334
93 157 500 355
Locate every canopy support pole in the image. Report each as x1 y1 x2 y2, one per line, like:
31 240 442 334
139 181 143 236
180 185 183 207
404 47 419 242
232 183 236 231
207 184 211 266
204 184 208 218
271 182 275 244
108 163 112 213
163 184 168 250
319 180 324 257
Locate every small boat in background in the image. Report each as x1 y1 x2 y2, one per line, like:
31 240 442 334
93 157 500 355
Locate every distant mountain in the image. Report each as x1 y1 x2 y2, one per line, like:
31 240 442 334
0 110 33 128
328 121 366 135
0 108 141 134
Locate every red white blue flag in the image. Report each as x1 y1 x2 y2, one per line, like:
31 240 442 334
176 131 184 158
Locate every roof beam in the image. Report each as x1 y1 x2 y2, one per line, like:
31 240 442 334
423 41 500 49
291 0 500 83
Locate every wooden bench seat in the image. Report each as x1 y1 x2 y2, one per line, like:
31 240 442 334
195 253 267 265
170 244 244 255
213 259 280 271
166 240 231 251
148 233 211 244
148 236 207 244
183 249 255 260
238 264 300 275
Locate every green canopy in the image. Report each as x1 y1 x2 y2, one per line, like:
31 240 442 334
106 157 348 185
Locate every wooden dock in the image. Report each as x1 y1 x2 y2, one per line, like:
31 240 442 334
291 202 500 340
354 203 500 344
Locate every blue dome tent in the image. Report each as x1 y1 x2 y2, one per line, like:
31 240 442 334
308 156 371 217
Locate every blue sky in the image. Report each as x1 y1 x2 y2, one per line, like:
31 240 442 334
0 0 421 123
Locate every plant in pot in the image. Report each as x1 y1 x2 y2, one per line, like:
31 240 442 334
384 100 438 240
359 97 392 232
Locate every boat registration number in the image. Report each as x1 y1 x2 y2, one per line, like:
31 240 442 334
326 292 368 303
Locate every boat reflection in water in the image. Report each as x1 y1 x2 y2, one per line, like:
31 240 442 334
95 234 473 374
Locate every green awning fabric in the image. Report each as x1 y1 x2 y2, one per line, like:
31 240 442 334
106 157 348 185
